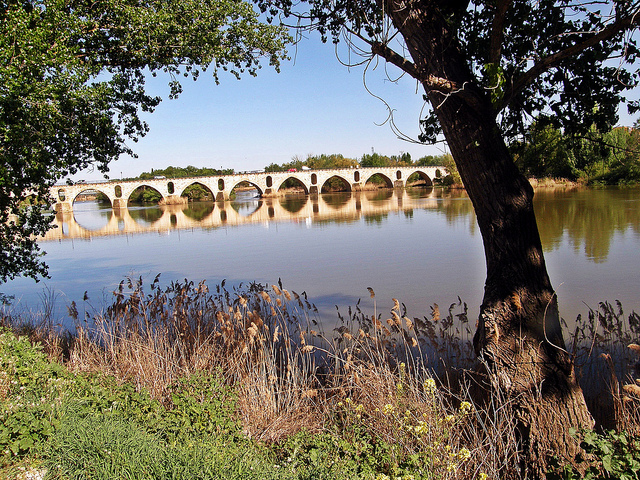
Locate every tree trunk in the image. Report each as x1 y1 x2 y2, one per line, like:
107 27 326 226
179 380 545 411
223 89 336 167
385 2 594 476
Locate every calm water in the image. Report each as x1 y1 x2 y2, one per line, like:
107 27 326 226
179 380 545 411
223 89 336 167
4 187 640 328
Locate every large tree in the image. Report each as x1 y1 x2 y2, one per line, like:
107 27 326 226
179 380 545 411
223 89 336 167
254 0 640 475
0 0 289 282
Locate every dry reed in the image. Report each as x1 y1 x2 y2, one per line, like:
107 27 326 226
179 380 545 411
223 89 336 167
3 279 640 478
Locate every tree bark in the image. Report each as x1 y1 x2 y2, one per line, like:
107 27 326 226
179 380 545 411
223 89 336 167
384 1 594 475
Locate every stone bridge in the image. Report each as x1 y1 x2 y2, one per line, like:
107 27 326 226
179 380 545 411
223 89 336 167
41 187 448 241
50 166 445 213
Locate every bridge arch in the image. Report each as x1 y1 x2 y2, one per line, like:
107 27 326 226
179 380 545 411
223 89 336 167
320 174 351 193
69 186 116 207
179 181 215 201
362 172 394 189
229 179 264 197
406 170 434 187
127 184 165 205
274 176 309 195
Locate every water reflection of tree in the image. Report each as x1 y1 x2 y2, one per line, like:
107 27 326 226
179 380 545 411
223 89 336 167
279 195 308 213
364 189 393 202
323 192 352 209
405 186 434 199
230 199 262 217
363 213 389 225
437 191 477 235
182 202 215 221
534 188 640 262
426 188 640 261
127 206 163 225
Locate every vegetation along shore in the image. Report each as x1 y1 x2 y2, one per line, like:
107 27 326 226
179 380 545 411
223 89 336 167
4 1 640 479
1 279 640 479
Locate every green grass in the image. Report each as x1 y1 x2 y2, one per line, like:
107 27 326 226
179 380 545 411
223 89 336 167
43 410 283 480
0 329 287 480
4 279 640 480
0 326 481 479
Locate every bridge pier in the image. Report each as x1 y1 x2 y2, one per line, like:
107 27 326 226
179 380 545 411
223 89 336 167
113 198 127 209
54 201 73 214
160 195 188 205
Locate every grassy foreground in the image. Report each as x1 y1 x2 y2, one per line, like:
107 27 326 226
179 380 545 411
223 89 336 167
1 279 640 479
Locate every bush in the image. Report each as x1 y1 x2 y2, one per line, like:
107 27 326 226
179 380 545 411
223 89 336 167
0 330 65 464
548 429 640 480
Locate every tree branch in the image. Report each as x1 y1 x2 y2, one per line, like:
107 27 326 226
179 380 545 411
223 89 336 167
370 41 462 93
499 8 640 111
489 0 512 65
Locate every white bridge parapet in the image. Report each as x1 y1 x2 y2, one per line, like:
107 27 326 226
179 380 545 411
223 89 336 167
50 166 445 213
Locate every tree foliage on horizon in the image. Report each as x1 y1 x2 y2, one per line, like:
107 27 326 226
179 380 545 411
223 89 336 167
0 0 290 283
513 122 640 183
138 165 236 180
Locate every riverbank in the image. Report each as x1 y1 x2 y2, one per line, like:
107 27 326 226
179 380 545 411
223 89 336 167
528 177 583 188
1 279 639 479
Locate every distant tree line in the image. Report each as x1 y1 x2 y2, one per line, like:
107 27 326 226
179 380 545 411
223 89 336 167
264 151 453 171
138 165 235 180
130 123 640 193
263 152 460 189
511 122 640 185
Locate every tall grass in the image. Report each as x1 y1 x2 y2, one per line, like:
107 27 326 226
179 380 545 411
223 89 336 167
569 301 640 430
2 278 640 478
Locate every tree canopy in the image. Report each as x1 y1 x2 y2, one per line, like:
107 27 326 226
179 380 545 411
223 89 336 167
0 0 289 282
138 165 235 180
253 0 640 472
512 122 640 183
256 0 639 140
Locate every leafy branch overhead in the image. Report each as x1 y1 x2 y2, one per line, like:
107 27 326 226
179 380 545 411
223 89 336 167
0 0 290 282
257 0 640 141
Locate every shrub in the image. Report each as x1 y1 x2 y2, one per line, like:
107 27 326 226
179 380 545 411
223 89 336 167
0 330 66 464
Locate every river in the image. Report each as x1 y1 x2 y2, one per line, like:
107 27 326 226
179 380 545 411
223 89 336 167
3 186 640 330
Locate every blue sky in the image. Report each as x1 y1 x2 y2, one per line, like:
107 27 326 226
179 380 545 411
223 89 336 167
79 35 446 181
78 31 638 182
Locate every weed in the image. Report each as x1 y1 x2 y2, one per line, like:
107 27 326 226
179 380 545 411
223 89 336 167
548 429 640 480
3 277 640 479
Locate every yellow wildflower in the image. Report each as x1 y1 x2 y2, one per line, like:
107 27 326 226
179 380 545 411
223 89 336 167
382 403 395 415
424 378 436 392
457 447 471 461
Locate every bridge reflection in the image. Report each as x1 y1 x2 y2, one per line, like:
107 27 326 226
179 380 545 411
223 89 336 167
41 188 448 241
